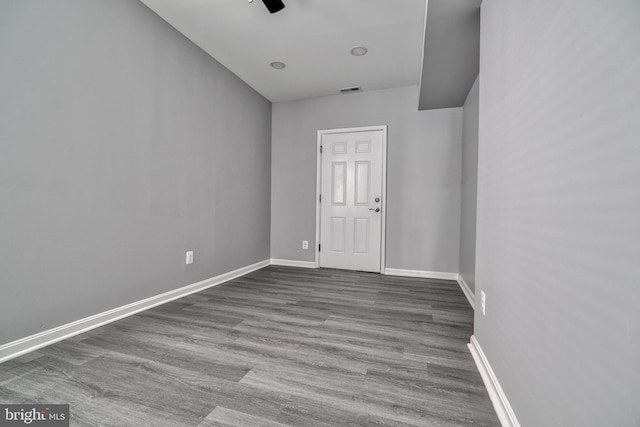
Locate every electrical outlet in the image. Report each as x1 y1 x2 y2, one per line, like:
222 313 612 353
186 251 194 265
481 291 486 315
302 240 309 250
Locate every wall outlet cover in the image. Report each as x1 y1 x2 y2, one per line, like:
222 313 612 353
186 251 194 265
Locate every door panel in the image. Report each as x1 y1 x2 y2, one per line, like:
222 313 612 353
330 217 346 253
332 141 347 154
331 162 347 205
354 161 370 205
353 217 370 255
320 129 384 272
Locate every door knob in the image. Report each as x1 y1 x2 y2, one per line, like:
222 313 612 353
369 208 380 212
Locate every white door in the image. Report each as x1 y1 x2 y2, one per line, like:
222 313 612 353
319 127 386 272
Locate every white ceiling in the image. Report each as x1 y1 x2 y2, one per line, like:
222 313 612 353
139 0 427 103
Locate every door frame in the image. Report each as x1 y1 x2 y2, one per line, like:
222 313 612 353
314 125 388 272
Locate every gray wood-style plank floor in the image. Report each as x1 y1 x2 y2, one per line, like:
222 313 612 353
0 266 500 426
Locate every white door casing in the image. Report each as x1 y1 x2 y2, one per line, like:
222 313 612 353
316 126 387 273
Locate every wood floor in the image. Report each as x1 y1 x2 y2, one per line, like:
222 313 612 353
0 266 499 426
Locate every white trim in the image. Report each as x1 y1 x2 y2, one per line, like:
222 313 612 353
315 125 388 273
384 268 458 281
315 130 323 268
468 336 521 427
380 126 388 272
270 259 317 269
0 259 270 364
456 275 475 309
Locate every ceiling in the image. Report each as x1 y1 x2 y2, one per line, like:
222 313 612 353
419 0 481 110
139 0 427 103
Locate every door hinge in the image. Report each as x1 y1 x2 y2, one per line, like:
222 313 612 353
318 244 321 252
320 145 323 154
319 194 322 203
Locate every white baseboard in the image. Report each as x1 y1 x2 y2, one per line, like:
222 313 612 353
270 259 317 269
456 275 475 309
384 268 458 281
468 336 521 427
0 259 271 364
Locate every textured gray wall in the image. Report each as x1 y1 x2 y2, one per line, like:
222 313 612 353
0 0 271 346
459 76 479 294
271 86 462 273
475 1 640 426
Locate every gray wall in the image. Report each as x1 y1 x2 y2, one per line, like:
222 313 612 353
271 86 462 273
475 1 640 426
459 76 479 294
0 0 272 346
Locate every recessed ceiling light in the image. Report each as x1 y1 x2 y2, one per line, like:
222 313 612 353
270 61 286 70
350 46 368 57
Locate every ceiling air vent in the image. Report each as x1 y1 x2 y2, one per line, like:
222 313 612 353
339 86 362 94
